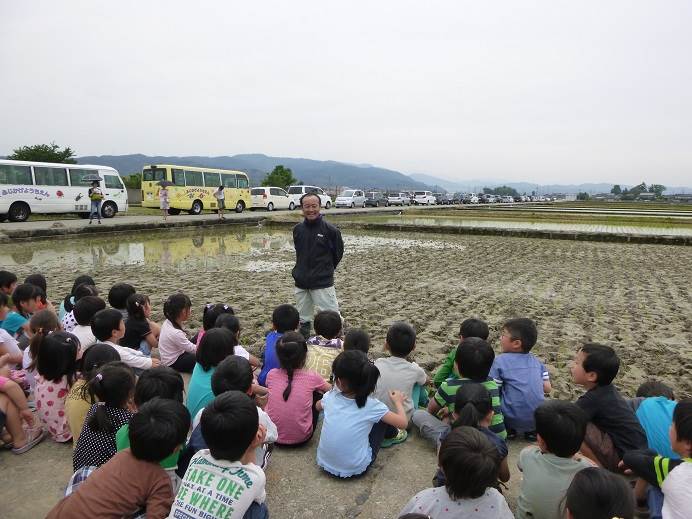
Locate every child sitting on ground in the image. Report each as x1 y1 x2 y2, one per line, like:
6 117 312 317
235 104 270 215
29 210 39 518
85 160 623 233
24 273 53 312
70 296 106 355
571 343 647 470
120 293 159 355
59 275 95 321
92 308 159 371
374 321 428 447
178 355 278 475
266 331 331 445
35 331 79 442
107 282 136 320
399 426 513 518
0 293 22 368
622 399 692 519
170 391 269 519
343 327 370 353
1 283 40 339
305 310 343 381
317 350 408 478
0 374 45 453
214 313 261 367
413 337 506 444
258 304 300 386
433 317 489 387
62 283 99 333
73 362 135 471
23 310 60 381
489 317 551 440
564 467 635 519
158 293 197 372
48 399 190 518
629 380 678 459
66 343 120 445
516 400 594 519
0 270 18 310
432 383 510 488
196 302 234 346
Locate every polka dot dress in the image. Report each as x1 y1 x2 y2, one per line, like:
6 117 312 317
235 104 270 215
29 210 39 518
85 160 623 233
73 404 133 472
35 375 72 442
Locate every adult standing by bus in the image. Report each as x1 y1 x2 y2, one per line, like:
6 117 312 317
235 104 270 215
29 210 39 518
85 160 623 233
214 185 225 220
292 192 344 338
88 181 103 224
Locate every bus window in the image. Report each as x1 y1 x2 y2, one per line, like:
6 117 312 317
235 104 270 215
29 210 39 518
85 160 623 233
172 169 185 186
185 170 204 187
69 168 97 187
105 175 124 190
0 164 32 185
34 167 68 186
204 172 221 187
237 175 249 189
143 167 166 182
221 174 236 188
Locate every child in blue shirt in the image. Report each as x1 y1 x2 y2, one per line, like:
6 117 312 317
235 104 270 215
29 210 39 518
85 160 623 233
489 318 551 440
1 284 40 339
257 304 299 386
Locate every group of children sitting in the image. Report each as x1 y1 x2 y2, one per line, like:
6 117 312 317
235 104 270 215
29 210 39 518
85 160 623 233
0 268 690 519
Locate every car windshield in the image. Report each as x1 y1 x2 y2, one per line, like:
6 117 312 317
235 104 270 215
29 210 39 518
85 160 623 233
366 193 378 199
287 186 303 194
340 190 356 197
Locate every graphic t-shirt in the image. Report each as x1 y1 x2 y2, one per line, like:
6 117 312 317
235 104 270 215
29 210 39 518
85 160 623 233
305 341 342 382
169 450 265 519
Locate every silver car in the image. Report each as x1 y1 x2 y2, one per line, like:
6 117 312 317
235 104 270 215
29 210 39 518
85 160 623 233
387 192 412 206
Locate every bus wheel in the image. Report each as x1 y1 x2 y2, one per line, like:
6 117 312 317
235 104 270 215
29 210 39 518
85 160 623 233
8 202 30 222
235 200 245 213
101 202 117 218
189 200 203 215
168 208 181 215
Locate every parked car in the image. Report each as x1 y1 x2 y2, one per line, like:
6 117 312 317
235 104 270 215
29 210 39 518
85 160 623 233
250 187 291 211
463 193 479 204
450 193 463 204
364 191 389 207
413 190 436 205
335 189 367 208
387 192 411 206
287 185 332 209
501 196 514 203
479 194 494 204
433 193 447 205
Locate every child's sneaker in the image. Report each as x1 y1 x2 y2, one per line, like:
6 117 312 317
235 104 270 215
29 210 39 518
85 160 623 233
381 429 408 448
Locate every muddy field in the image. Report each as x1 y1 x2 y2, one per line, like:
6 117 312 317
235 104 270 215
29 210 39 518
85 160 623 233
2 225 691 517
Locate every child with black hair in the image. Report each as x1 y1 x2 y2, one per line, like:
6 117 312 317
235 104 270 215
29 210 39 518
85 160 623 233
196 302 234 346
571 343 647 470
374 321 428 447
115 366 186 484
23 309 60 379
305 309 343 381
62 283 99 332
187 328 237 419
257 303 300 386
516 400 594 519
171 391 269 519
178 355 278 476
317 350 408 477
35 331 79 442
107 282 136 320
92 308 159 371
214 313 261 367
433 317 489 387
0 374 46 453
565 467 635 519
432 383 510 488
121 293 159 354
73 362 135 471
159 292 197 372
48 399 190 519
343 327 371 353
399 427 513 518
267 331 331 445
629 380 678 459
0 270 18 307
24 273 52 311
70 295 106 354
0 293 22 368
1 283 40 338
413 337 507 444
489 317 551 440
59 274 95 321
66 343 120 445
622 400 692 519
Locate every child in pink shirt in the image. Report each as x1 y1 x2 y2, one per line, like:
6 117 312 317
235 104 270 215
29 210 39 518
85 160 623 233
266 332 331 445
158 293 197 373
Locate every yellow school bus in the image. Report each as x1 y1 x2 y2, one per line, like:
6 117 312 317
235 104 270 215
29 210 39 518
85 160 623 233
140 165 251 214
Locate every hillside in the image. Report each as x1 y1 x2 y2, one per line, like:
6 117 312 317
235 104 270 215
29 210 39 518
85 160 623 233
76 154 429 190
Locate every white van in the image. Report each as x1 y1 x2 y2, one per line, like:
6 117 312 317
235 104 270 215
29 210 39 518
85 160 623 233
414 190 436 205
286 185 332 209
0 159 128 222
250 186 291 211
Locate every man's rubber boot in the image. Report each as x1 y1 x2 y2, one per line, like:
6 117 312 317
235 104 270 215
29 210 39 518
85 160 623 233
299 321 311 339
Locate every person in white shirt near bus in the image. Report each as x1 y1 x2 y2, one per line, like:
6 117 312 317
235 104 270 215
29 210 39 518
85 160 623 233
214 186 225 220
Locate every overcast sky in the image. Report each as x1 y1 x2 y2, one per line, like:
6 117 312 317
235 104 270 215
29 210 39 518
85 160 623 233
2 1 691 186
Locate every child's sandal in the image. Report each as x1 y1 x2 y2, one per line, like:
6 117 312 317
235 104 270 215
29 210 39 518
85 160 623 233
12 427 46 454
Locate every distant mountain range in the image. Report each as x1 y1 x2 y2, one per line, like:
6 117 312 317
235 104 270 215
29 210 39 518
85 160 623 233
74 153 691 194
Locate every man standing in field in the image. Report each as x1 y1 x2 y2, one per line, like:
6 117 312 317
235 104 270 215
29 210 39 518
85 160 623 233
292 192 344 338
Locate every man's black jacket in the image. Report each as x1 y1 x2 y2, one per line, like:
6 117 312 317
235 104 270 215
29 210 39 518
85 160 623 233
292 216 344 289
